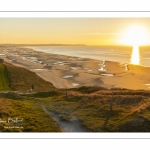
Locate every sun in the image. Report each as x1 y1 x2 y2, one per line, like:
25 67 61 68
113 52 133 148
120 25 149 46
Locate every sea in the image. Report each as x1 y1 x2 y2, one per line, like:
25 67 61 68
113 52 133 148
27 45 150 67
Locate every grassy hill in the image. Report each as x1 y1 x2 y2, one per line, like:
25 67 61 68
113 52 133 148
0 96 61 132
4 63 55 92
0 63 60 132
1 63 150 132
0 86 150 132
0 63 11 91
36 88 150 132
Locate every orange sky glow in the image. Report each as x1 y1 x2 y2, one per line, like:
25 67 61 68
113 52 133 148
0 18 150 46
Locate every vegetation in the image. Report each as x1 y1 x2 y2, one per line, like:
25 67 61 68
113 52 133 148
77 86 106 94
0 96 61 132
0 63 11 91
5 63 54 92
0 63 150 132
40 89 150 132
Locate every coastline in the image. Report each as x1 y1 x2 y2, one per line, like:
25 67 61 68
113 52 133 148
0 45 150 90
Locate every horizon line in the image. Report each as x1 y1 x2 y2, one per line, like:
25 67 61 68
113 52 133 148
1 44 150 47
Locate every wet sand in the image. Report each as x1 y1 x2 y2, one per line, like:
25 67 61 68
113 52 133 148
0 45 150 90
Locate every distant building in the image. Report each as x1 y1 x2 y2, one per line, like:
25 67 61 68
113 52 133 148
0 58 4 63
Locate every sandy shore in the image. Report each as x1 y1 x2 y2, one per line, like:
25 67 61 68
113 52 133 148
0 45 150 90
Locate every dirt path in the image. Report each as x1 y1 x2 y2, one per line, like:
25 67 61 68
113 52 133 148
42 106 90 132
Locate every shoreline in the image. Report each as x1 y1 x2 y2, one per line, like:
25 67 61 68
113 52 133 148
26 46 150 69
0 46 150 90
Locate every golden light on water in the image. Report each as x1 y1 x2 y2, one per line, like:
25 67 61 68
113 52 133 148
131 45 140 65
119 25 148 65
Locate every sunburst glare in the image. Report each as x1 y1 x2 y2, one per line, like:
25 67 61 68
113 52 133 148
120 25 149 46
119 25 148 65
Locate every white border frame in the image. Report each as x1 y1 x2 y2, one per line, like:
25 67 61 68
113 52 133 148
0 12 150 18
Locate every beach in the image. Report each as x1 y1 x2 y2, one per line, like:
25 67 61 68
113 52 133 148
0 45 150 90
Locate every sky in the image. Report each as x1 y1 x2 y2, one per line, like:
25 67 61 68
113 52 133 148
1 18 150 45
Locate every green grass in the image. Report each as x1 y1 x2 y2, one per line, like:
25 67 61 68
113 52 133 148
1 87 150 132
4 63 55 92
1 63 150 132
36 88 150 132
0 63 11 91
0 96 61 132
